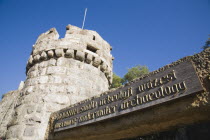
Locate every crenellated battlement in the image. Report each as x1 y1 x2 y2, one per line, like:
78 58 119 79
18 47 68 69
27 25 113 84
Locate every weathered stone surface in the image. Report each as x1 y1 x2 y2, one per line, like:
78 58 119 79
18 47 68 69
28 55 34 65
47 48 210 140
0 90 20 138
57 57 67 66
39 61 48 68
39 67 47 76
18 81 25 90
23 86 35 95
0 25 113 140
43 94 69 105
65 49 74 58
35 28 59 45
6 125 25 139
37 76 49 84
93 57 101 67
100 63 107 72
27 115 42 123
48 50 54 58
75 51 85 61
23 126 35 136
48 75 62 84
48 59 56 66
41 51 48 60
85 53 92 64
34 54 41 62
55 49 63 57
47 66 66 75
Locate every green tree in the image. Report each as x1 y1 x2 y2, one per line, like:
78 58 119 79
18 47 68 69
111 65 149 89
123 65 149 83
202 36 210 50
111 73 123 88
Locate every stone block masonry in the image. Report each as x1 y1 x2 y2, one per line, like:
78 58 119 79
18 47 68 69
0 25 113 140
48 48 210 140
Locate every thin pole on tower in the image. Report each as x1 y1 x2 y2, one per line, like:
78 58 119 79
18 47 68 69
82 8 88 29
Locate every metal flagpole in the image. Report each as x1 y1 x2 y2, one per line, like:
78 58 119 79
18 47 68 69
82 8 88 29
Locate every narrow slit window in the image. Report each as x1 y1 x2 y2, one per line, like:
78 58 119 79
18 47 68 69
93 35 96 40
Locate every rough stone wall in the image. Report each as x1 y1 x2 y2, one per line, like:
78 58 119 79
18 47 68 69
0 25 113 140
47 48 210 140
0 90 19 139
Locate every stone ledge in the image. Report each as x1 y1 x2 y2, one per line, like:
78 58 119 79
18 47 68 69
26 49 112 85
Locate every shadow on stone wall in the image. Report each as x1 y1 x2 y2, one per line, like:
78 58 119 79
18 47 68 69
123 122 210 140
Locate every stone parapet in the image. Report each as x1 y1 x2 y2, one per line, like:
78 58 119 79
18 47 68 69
27 25 113 84
26 48 112 84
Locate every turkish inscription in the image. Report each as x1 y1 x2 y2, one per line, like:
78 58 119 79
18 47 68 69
52 61 203 132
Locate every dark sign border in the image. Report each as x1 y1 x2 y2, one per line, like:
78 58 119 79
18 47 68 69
53 61 204 132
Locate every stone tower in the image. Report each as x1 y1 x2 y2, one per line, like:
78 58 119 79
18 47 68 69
0 25 113 140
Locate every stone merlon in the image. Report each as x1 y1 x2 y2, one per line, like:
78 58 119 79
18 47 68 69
27 25 113 84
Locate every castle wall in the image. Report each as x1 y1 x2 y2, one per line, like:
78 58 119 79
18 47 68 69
0 25 113 140
0 90 19 138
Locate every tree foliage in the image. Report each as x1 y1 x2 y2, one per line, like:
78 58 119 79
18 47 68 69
123 65 149 83
111 73 123 88
111 65 149 88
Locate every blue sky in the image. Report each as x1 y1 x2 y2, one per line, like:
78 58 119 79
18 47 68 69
0 0 209 97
